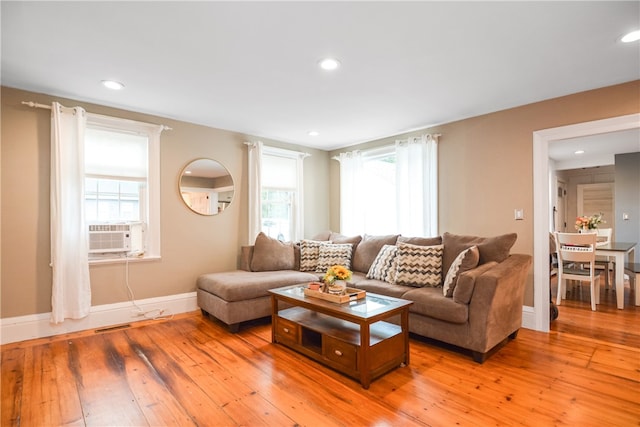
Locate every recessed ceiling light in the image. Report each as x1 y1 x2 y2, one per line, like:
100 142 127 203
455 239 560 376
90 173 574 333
318 58 341 71
308 131 320 137
621 30 640 43
574 150 585 155
101 80 124 90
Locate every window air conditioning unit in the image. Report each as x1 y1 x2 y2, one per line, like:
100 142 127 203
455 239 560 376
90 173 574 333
88 222 144 254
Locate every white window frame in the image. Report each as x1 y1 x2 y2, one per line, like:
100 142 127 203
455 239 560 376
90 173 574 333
86 113 162 262
261 146 306 241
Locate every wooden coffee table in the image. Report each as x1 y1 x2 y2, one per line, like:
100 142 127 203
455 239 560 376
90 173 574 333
269 285 413 389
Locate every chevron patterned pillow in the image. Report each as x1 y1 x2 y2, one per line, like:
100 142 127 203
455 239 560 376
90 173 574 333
317 243 353 273
395 243 443 287
366 244 398 284
299 239 330 272
442 245 480 297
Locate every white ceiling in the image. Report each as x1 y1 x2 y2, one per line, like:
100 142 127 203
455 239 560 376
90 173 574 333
2 1 639 151
550 128 640 170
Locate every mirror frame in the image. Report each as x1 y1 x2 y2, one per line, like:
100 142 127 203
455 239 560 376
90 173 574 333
178 158 235 216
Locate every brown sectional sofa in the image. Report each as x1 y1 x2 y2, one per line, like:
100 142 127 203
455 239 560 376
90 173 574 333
197 231 532 362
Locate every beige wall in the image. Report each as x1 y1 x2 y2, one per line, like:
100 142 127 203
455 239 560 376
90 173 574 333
1 87 331 318
2 81 638 317
329 80 640 305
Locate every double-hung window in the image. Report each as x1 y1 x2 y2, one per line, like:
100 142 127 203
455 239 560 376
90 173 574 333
260 147 305 241
84 114 161 260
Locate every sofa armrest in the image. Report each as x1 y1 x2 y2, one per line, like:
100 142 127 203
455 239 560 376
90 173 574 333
453 261 498 304
467 254 532 353
239 246 254 271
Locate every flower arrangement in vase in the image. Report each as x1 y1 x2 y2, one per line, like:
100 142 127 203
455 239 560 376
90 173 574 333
323 265 352 295
575 213 604 231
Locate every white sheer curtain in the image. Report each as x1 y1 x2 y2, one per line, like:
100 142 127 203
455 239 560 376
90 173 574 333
50 102 91 323
247 141 263 244
395 134 438 236
293 152 307 241
338 150 366 236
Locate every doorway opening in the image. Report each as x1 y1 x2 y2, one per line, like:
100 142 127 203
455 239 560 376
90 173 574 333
531 113 640 332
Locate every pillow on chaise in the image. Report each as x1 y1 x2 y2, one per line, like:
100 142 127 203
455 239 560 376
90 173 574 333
366 244 398 284
394 243 443 287
250 232 296 271
442 245 480 297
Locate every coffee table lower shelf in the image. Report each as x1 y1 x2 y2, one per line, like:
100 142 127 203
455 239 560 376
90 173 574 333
273 306 406 388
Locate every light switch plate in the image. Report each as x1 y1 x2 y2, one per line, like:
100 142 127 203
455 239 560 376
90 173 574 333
514 209 524 220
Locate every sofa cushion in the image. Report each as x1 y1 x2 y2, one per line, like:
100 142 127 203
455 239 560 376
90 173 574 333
395 243 443 287
354 279 414 299
397 235 442 246
443 245 480 297
402 286 469 324
250 232 296 272
300 239 330 272
352 234 400 273
317 243 353 272
366 244 398 284
197 270 319 302
442 232 517 275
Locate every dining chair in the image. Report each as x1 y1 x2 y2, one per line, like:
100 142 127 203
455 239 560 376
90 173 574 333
555 232 602 311
594 228 614 288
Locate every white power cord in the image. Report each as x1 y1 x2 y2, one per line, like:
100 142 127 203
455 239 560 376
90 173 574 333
125 254 173 321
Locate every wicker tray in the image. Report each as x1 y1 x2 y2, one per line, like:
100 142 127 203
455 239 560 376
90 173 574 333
303 286 366 304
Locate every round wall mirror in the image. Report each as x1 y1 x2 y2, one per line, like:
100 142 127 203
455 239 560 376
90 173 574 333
179 158 234 216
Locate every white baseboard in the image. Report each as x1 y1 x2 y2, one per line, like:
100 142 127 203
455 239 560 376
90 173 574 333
0 292 198 345
521 305 537 330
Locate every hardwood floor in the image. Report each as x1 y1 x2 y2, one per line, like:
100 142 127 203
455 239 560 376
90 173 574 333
2 281 639 426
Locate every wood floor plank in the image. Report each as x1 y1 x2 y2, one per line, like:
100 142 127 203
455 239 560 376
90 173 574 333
168 318 348 426
69 333 148 425
142 320 296 426
1 347 24 427
106 331 197 426
122 325 238 426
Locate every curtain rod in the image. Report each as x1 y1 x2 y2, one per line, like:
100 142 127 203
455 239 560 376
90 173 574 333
21 101 173 131
244 141 310 158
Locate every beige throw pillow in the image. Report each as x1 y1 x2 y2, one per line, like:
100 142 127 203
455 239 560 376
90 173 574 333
442 245 480 297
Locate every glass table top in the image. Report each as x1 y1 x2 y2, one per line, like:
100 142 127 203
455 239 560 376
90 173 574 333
270 284 412 319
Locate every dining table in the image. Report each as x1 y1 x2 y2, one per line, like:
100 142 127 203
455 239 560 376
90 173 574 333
596 241 636 309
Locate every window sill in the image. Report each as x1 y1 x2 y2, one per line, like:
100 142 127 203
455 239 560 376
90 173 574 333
88 254 161 266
